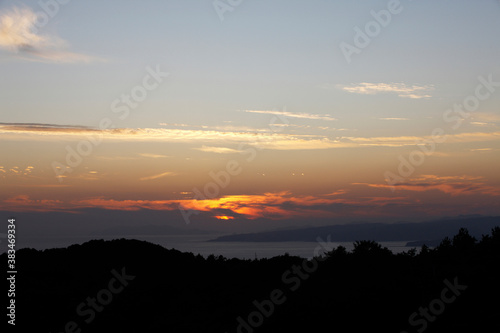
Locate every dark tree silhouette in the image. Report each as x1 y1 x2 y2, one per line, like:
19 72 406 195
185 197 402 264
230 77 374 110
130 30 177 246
352 239 392 256
3 225 499 333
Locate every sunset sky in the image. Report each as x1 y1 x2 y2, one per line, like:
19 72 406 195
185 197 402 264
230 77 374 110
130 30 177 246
1 0 499 234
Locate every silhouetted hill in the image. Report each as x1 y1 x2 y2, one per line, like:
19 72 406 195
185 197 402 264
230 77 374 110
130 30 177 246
4 227 500 332
210 216 500 243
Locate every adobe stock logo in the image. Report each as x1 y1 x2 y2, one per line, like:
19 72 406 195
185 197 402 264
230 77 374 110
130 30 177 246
400 277 467 333
213 0 244 22
32 0 71 32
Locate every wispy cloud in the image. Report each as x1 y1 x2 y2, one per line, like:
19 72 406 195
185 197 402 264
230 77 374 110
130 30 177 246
470 112 500 123
138 153 171 159
354 174 500 196
468 113 500 127
337 83 433 99
193 146 242 154
2 123 499 150
469 148 494 152
378 118 410 121
139 171 176 181
0 6 101 63
343 131 500 147
159 123 191 127
2 195 65 212
244 110 337 121
160 122 273 133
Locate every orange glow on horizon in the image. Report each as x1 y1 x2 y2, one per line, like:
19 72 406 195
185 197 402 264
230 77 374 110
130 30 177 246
214 215 234 220
2 175 499 219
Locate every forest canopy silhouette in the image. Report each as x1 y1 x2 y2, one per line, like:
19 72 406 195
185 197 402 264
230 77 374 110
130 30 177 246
3 226 499 332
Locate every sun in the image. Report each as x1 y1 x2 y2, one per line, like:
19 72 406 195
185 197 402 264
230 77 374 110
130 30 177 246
214 215 234 220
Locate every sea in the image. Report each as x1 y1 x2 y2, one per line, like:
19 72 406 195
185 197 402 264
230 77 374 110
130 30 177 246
8 234 415 259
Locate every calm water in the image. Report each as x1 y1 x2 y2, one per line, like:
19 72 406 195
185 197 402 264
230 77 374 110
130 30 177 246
11 234 415 259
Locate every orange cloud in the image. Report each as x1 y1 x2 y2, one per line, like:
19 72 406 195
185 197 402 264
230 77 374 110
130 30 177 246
214 215 235 220
354 174 500 196
1 191 359 218
2 195 65 212
76 198 180 211
2 184 496 219
177 191 395 220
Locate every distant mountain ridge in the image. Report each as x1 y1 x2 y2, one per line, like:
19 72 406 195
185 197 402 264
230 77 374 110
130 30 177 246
210 216 500 243
90 224 210 236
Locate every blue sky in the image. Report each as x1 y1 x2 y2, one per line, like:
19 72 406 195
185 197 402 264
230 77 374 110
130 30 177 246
2 0 499 133
1 0 500 230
